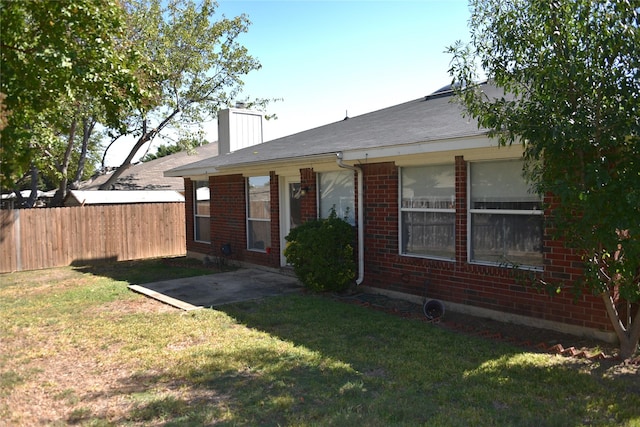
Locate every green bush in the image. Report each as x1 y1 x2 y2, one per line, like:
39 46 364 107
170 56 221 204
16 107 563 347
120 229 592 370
284 210 356 292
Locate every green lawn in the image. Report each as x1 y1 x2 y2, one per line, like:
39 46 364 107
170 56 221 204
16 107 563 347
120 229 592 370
1 258 638 426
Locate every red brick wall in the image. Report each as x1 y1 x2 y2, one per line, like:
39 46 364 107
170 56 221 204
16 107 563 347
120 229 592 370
210 174 246 261
186 174 281 268
360 159 611 333
543 194 586 284
455 156 468 264
361 162 399 280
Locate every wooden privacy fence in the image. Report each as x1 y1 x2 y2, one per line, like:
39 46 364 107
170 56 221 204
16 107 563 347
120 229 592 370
0 203 185 273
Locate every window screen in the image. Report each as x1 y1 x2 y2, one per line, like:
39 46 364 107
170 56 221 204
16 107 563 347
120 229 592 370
469 160 543 267
247 176 271 251
194 181 210 242
318 170 355 225
400 165 455 259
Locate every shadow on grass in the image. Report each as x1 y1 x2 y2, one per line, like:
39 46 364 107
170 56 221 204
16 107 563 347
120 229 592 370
70 256 226 285
72 294 639 426
219 295 639 426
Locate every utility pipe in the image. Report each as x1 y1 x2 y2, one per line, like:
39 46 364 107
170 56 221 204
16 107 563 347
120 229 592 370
336 152 364 285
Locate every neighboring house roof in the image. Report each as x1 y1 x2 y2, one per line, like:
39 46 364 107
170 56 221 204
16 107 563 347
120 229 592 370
166 83 502 178
64 190 184 206
1 190 47 200
1 190 56 208
82 142 219 191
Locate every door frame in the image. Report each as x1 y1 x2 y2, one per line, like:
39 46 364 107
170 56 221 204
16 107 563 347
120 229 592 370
279 175 301 266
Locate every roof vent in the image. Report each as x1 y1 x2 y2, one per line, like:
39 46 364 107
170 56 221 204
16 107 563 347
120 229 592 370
235 101 247 109
424 83 457 101
425 80 487 101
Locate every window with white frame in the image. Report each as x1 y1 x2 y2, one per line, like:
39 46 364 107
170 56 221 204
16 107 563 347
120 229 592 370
318 170 355 225
469 160 543 267
194 180 210 243
400 164 455 259
247 176 271 251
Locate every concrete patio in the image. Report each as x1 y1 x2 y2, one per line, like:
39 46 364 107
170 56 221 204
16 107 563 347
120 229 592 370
129 268 302 311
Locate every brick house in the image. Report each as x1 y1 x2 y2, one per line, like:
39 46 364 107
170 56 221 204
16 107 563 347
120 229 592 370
166 83 614 342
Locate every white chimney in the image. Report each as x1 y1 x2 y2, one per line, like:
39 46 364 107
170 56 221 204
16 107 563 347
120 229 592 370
218 107 264 155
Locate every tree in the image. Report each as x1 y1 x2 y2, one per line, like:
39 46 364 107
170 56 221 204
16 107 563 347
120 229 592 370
140 138 205 162
140 143 185 162
99 0 265 189
449 0 640 358
0 0 150 205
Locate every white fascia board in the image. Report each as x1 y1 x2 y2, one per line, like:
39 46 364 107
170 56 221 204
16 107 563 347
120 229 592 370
164 166 219 178
168 153 336 179
221 153 335 172
185 174 211 181
340 135 496 162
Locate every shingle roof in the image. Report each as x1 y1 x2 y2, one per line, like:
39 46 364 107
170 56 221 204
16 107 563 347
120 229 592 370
81 143 218 191
166 83 497 177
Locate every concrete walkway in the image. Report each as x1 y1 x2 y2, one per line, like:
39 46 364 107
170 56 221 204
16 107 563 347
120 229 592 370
129 268 302 311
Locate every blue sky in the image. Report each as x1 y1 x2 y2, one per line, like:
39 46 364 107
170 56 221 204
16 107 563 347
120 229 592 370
215 0 472 142
105 0 472 165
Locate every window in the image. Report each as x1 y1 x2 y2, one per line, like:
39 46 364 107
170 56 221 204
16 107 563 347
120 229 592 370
469 160 543 268
194 180 210 243
247 176 271 251
319 170 355 225
400 165 455 259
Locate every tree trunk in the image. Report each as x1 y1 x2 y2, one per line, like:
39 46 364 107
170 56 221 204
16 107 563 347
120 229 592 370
101 134 123 171
601 291 640 359
70 117 96 189
98 133 148 190
98 109 180 190
51 118 78 206
13 165 39 208
623 304 640 358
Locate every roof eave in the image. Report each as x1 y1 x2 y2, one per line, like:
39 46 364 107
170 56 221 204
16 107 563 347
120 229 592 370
164 152 337 178
341 133 492 162
164 166 219 178
164 134 493 179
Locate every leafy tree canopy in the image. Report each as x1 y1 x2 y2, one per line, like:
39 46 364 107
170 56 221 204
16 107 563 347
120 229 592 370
449 0 640 357
140 139 208 162
99 0 267 189
0 0 150 191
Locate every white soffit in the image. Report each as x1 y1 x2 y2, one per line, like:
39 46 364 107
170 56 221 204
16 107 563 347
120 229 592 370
341 135 498 163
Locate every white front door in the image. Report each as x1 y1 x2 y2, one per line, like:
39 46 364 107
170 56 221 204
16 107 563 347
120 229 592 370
280 177 302 266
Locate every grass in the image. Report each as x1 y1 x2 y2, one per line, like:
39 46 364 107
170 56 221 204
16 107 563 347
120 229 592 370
1 257 639 426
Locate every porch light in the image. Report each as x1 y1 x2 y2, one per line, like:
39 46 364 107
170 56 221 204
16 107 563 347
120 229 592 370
300 186 312 197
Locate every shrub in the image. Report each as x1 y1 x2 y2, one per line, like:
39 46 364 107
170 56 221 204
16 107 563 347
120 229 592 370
284 210 356 292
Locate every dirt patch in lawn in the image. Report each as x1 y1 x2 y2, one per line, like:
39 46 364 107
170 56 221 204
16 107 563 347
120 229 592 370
1 298 181 426
92 295 178 316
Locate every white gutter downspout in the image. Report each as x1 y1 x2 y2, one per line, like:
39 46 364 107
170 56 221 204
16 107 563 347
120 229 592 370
336 152 364 285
